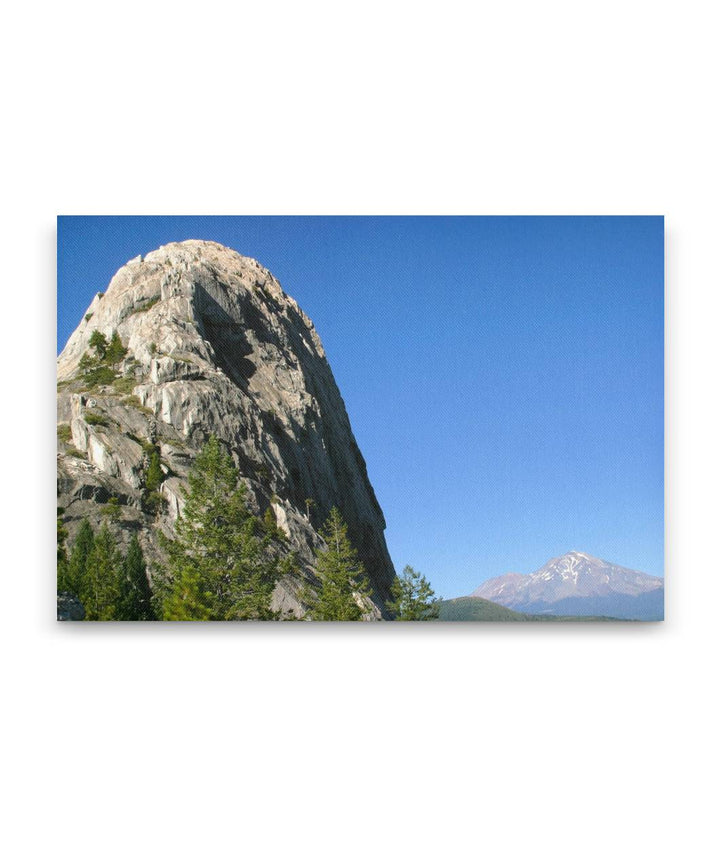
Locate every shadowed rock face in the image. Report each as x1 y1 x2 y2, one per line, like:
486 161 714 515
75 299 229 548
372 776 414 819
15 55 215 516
57 240 396 617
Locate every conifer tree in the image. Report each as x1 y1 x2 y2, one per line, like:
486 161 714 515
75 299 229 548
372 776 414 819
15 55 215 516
141 446 165 516
105 330 127 365
264 506 277 533
56 511 70 593
78 351 96 373
305 507 372 621
162 436 285 620
88 330 108 359
263 505 286 541
145 448 163 492
67 519 94 597
117 534 156 621
387 565 440 620
81 523 121 620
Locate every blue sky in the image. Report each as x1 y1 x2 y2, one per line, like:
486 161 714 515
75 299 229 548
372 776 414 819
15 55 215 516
57 216 664 598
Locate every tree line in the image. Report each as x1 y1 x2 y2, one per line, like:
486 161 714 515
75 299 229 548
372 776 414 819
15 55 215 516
58 518 155 620
58 436 439 621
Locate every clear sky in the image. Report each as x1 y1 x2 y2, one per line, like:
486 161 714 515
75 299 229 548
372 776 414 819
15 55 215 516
57 216 664 598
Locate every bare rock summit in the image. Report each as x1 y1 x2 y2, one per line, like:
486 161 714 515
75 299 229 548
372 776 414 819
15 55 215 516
57 240 396 617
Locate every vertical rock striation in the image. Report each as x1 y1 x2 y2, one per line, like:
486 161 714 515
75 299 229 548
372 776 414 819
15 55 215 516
57 240 395 617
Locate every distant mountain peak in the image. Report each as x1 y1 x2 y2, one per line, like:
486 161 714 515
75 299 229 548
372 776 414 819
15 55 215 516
472 551 663 620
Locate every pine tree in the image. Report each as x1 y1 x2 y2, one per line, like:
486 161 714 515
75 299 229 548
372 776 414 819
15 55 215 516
264 506 277 533
78 351 97 373
387 565 440 620
81 523 121 620
56 511 70 593
102 496 121 520
305 507 372 621
145 448 163 491
263 505 286 540
141 445 165 516
88 330 108 359
105 330 127 365
162 436 285 620
117 534 156 620
67 519 94 597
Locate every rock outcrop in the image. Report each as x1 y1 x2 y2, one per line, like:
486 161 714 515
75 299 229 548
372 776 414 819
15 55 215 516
57 240 395 617
57 593 85 621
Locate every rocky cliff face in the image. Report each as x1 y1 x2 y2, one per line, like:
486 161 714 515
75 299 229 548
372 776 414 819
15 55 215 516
57 240 395 617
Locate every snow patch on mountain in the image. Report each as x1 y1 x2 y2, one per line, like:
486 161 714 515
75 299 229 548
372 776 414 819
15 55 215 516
471 551 663 620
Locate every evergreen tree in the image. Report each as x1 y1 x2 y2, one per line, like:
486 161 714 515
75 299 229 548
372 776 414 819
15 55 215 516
78 351 96 373
387 565 440 620
162 436 285 620
56 511 70 593
102 496 121 520
305 507 372 621
81 523 121 620
66 519 94 597
117 534 156 620
263 505 286 540
141 445 165 516
105 330 128 365
88 330 108 359
264 506 277 533
145 448 163 491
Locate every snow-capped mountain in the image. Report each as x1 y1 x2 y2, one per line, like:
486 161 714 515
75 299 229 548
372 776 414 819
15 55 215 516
472 551 664 620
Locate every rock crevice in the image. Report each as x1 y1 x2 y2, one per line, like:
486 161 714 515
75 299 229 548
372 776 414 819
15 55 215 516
57 240 395 617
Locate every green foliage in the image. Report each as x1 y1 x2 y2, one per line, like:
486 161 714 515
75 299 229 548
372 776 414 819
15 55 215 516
59 521 164 621
84 411 108 426
129 295 160 315
162 436 285 620
122 396 154 415
101 496 121 519
305 508 372 621
149 343 157 355
263 506 276 530
117 534 156 620
145 448 163 491
113 375 137 395
163 436 186 449
142 490 166 516
66 520 94 597
81 523 121 620
78 352 95 373
77 330 128 389
85 313 93 323
387 565 440 620
105 330 128 365
140 445 165 515
89 330 108 359
263 506 286 540
435 598 616 622
56 512 71 593
57 423 72 443
87 366 117 387
78 353 117 387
